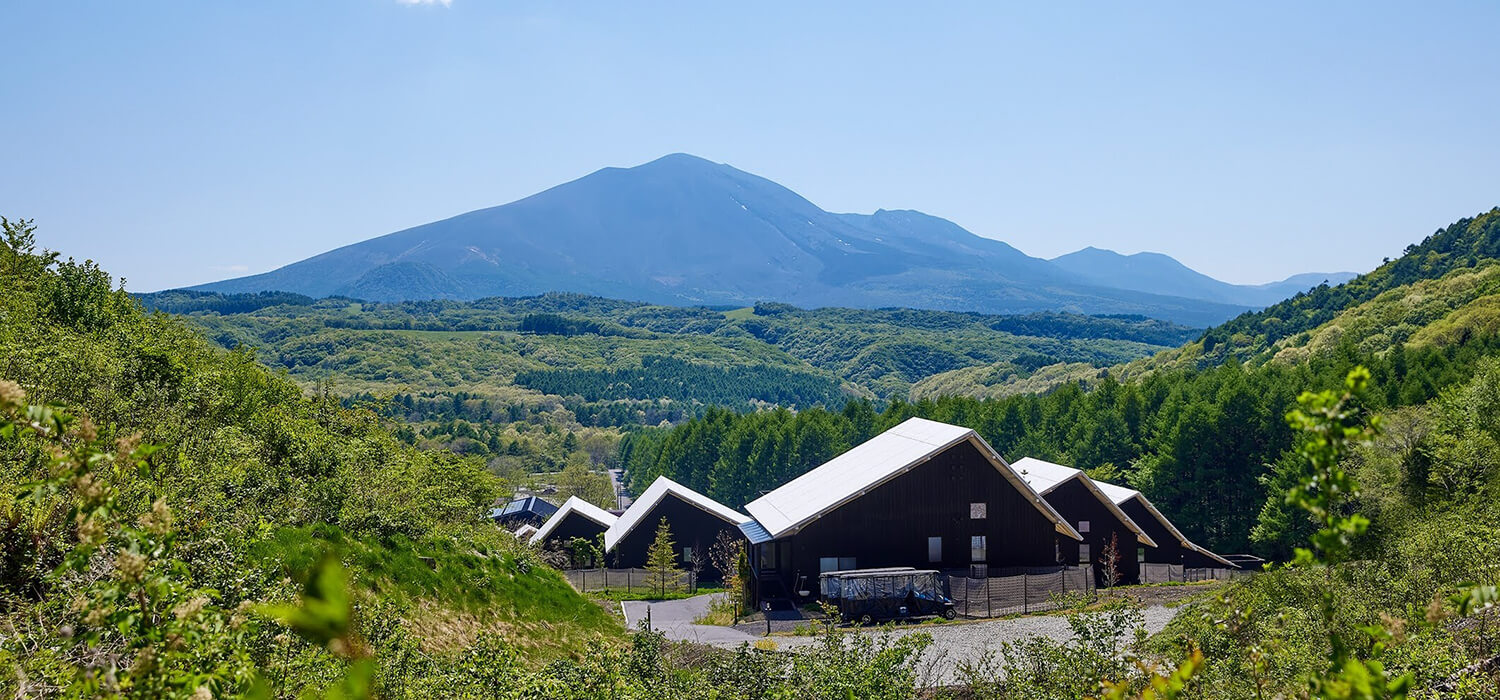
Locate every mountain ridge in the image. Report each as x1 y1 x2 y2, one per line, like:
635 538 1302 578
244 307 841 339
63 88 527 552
190 153 1338 325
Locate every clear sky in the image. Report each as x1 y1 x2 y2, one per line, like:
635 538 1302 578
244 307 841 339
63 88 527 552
2 1 1497 291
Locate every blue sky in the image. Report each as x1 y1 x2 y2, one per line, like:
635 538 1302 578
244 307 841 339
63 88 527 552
2 1 1497 291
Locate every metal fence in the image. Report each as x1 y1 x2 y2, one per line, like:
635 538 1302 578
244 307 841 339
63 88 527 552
944 565 1094 618
564 567 698 595
1140 563 1254 584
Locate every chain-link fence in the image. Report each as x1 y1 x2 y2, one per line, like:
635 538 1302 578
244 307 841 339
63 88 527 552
564 567 698 595
1140 563 1253 583
944 565 1094 618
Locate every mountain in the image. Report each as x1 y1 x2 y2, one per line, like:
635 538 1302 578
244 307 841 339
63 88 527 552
1049 247 1356 307
192 154 1318 326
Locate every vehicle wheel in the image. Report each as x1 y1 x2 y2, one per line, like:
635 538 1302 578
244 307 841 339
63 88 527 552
942 608 957 620
859 614 874 626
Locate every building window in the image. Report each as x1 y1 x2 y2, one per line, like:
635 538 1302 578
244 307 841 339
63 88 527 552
681 547 693 564
1137 548 1146 563
971 535 987 562
1079 543 1091 564
820 557 857 573
1078 520 1091 533
970 502 987 519
928 537 942 563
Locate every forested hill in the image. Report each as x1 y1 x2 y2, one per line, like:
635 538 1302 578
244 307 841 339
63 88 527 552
1197 207 1500 362
914 207 1500 398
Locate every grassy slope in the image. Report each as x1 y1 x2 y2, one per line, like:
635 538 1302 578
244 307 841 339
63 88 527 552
0 244 620 666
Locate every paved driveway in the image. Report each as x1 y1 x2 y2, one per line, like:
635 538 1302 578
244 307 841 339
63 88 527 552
621 593 764 645
627 593 1182 685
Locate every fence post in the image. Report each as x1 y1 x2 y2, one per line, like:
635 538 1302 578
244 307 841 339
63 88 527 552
1022 573 1028 614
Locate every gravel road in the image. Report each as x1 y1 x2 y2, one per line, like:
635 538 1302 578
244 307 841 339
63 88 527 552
640 592 1185 686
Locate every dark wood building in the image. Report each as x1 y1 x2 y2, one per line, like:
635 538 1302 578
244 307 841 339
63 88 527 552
741 418 1081 603
491 495 559 530
1012 457 1158 586
604 477 751 581
1093 479 1238 570
529 496 617 553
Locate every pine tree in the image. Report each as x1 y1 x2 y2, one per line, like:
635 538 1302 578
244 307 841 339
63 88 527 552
646 517 679 597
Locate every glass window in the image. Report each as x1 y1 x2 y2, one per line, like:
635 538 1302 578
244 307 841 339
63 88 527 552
1078 520 1091 533
927 537 942 563
970 502 987 519
971 535 987 562
839 557 857 571
1079 543 1091 564
1137 548 1146 563
819 557 839 573
681 547 693 563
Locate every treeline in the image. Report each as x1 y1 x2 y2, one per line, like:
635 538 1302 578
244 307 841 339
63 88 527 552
622 333 1500 556
989 312 1200 346
514 355 849 407
136 289 316 314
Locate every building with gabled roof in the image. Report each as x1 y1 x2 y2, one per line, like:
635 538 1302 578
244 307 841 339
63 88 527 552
490 495 560 529
1091 478 1238 570
741 417 1081 602
529 496 618 551
603 476 752 580
1011 457 1157 585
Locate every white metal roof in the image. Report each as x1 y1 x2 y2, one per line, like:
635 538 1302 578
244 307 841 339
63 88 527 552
1011 457 1157 548
1091 477 1238 568
512 524 539 540
603 476 752 552
743 417 1081 541
528 496 618 546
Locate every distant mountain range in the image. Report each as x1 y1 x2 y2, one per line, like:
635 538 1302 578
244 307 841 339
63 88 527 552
1050 247 1355 308
189 154 1353 326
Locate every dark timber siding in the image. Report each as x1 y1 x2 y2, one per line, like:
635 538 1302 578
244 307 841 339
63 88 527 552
1044 479 1141 585
538 512 610 550
1118 497 1232 569
1120 498 1185 565
761 440 1065 599
611 493 743 580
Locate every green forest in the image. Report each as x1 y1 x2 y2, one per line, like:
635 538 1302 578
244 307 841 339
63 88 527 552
5 207 1500 697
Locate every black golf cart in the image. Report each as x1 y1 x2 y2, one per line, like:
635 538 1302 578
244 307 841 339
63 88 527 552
819 567 956 625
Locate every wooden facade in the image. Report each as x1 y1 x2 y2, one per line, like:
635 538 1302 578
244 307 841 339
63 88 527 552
610 492 744 581
1043 479 1143 585
1118 497 1231 569
535 510 610 549
749 439 1071 602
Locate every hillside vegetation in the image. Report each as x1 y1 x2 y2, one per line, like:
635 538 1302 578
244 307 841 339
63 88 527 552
137 290 1191 484
0 219 620 696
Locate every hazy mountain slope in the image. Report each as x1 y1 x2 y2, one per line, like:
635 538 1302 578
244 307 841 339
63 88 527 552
190 154 1258 325
915 207 1500 399
1050 246 1355 306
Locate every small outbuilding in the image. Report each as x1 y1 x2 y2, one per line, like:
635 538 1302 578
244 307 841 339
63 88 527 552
490 495 559 529
529 496 618 551
1011 457 1158 586
1092 479 1238 573
603 476 752 581
741 418 1081 603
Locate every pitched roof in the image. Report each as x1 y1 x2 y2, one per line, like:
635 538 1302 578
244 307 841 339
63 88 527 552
603 476 752 552
528 496 618 546
743 417 1081 541
512 524 539 540
491 495 559 521
1092 478 1238 568
1010 457 1157 548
